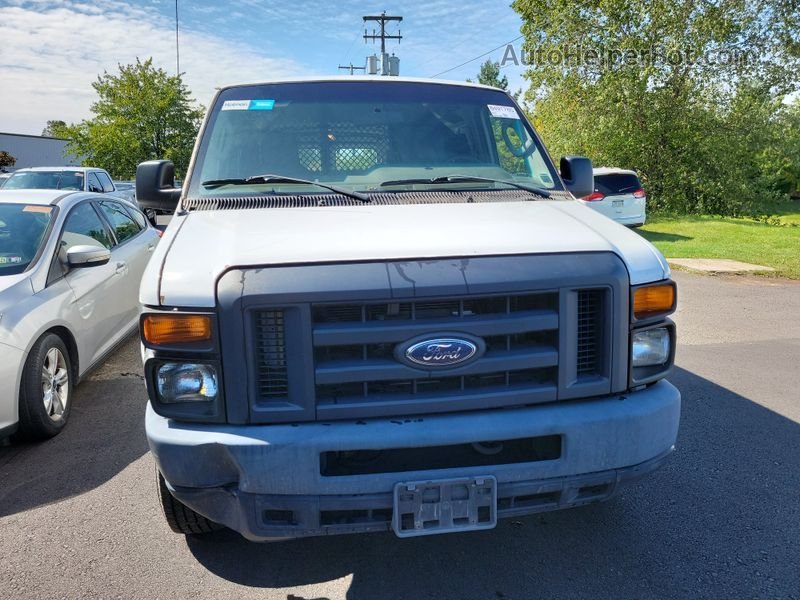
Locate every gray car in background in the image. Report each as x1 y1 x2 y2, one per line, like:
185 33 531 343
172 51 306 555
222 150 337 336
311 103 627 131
0 188 160 440
3 167 138 207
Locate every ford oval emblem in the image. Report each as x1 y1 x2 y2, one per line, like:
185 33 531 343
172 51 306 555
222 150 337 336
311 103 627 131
397 335 484 369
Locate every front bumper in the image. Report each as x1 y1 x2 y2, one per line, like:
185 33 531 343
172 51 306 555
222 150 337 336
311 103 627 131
0 342 25 434
147 379 680 540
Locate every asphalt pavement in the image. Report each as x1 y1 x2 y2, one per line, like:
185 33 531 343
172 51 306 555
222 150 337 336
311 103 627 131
1 271 799 599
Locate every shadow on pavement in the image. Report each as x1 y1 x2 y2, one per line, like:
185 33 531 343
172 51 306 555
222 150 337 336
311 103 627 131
186 366 800 599
0 337 149 518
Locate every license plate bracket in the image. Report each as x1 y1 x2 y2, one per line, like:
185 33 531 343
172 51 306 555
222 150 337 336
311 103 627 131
392 476 497 538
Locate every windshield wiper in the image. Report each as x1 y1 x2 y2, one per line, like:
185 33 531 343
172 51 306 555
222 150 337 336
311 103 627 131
378 175 551 199
201 174 371 203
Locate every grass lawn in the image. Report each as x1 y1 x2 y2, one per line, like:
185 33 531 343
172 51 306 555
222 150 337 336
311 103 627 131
637 206 800 279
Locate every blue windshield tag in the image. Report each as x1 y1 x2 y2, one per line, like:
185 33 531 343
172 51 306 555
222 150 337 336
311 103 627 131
249 99 275 110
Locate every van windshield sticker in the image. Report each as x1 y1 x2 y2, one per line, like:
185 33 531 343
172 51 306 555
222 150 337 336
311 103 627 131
249 99 275 110
0 255 23 265
221 99 276 111
487 104 519 119
221 100 250 111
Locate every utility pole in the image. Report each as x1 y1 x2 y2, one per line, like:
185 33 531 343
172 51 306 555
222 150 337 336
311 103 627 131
363 11 402 75
175 0 181 77
338 63 366 75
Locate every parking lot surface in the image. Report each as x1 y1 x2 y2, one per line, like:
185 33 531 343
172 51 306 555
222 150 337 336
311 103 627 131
1 271 799 599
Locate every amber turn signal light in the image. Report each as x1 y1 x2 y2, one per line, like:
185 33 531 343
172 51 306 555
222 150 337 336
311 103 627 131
633 283 676 319
142 314 212 345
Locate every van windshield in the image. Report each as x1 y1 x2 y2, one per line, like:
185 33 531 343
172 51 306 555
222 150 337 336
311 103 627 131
188 81 561 198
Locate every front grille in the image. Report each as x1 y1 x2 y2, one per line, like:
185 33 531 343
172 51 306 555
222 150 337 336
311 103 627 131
240 255 622 422
254 310 289 399
320 435 562 476
577 290 604 376
310 292 561 418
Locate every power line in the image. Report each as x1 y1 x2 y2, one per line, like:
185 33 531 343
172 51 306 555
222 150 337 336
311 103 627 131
339 63 366 75
363 11 402 76
428 35 523 79
363 11 403 56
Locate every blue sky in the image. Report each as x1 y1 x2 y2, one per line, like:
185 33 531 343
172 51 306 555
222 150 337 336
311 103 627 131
0 0 529 135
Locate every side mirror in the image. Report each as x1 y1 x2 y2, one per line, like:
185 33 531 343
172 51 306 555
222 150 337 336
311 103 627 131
560 156 594 199
66 245 111 268
136 160 181 212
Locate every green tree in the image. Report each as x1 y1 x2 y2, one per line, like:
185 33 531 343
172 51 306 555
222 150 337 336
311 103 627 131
470 60 509 90
0 151 16 168
513 0 800 215
756 99 800 197
41 120 68 138
60 58 203 179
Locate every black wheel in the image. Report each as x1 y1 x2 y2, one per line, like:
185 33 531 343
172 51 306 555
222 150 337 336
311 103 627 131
157 468 223 535
17 333 73 440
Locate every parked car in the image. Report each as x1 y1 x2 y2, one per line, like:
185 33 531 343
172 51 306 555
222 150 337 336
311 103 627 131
578 167 646 227
112 181 135 196
3 167 137 207
0 189 160 440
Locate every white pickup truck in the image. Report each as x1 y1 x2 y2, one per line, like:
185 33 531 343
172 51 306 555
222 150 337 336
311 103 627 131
136 77 680 542
3 166 137 206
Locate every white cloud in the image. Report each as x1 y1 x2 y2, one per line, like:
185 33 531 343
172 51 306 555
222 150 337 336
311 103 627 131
0 1 313 134
0 0 532 135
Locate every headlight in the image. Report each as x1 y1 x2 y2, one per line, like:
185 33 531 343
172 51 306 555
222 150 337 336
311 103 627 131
156 363 218 403
632 328 670 367
630 322 675 387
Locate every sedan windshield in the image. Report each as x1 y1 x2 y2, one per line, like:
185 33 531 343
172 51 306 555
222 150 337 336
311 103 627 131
4 171 84 191
0 203 54 275
188 81 561 198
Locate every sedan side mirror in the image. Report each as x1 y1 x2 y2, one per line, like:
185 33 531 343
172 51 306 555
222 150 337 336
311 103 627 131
560 156 594 199
136 160 181 212
66 245 111 268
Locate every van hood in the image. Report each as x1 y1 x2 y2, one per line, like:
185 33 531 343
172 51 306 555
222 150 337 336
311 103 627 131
142 200 669 307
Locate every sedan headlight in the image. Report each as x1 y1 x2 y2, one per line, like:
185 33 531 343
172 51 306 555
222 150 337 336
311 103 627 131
157 363 218 403
632 328 670 367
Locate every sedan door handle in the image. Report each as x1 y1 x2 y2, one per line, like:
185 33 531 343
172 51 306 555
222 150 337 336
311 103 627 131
115 261 128 274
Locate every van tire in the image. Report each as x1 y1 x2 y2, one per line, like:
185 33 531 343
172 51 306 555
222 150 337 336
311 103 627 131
157 468 223 535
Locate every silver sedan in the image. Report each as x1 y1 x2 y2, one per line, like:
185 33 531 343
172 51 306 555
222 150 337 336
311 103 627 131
0 189 160 440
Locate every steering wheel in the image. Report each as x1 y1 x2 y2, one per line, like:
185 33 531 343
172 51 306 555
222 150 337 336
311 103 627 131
501 124 536 158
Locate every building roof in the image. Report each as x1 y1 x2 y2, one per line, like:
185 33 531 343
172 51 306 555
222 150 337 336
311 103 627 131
0 131 68 141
